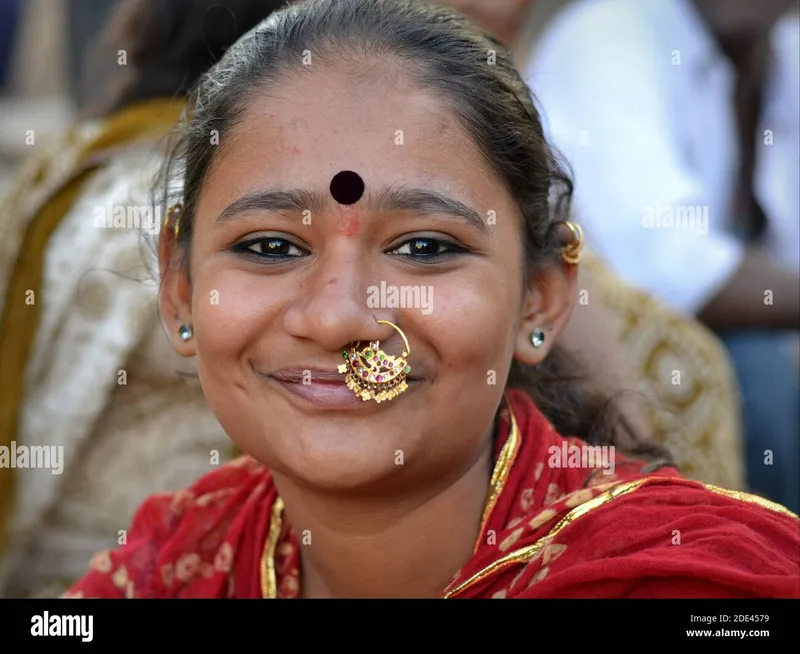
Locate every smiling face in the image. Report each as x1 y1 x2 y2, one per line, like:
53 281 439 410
161 62 575 494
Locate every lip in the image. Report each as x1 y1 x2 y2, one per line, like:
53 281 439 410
263 366 419 411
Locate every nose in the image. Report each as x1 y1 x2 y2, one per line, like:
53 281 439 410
282 251 390 352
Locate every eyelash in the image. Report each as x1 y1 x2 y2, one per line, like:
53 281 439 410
233 236 469 263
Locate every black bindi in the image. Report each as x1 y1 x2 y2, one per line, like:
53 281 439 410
329 170 365 205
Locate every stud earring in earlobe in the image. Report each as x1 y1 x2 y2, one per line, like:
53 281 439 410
179 322 193 342
338 319 412 403
530 328 545 348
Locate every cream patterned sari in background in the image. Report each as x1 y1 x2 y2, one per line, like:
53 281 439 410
0 99 234 598
582 253 744 488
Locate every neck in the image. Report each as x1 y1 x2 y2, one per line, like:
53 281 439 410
271 442 494 598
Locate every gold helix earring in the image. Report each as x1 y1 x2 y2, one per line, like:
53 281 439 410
338 319 412 403
554 220 584 264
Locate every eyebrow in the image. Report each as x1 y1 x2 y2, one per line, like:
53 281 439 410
214 184 488 233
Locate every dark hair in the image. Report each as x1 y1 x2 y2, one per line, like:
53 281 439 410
159 0 674 467
80 0 293 119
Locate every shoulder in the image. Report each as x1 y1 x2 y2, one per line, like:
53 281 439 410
128 455 271 531
131 455 272 541
523 477 800 598
62 456 272 598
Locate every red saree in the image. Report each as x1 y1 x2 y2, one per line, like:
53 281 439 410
63 389 800 598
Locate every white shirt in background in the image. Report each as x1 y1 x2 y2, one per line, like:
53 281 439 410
524 0 799 316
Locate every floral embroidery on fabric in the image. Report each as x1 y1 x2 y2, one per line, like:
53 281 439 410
90 550 113 573
529 508 557 531
520 487 535 512
196 488 236 507
112 566 128 589
279 571 300 598
175 553 201 583
526 566 549 588
564 488 595 508
170 490 196 514
541 542 567 565
498 527 524 552
214 543 234 573
543 483 560 507
505 515 524 529
160 564 174 587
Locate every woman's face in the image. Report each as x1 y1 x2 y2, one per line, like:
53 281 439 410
163 63 573 493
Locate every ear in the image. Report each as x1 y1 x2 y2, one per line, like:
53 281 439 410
514 260 578 365
159 214 196 357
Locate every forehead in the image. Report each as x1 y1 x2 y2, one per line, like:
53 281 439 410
201 64 503 214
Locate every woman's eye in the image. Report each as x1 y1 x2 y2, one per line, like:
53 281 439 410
389 237 462 259
237 237 305 258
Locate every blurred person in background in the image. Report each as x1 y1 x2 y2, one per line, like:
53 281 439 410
0 0 292 598
65 0 120 109
0 0 21 91
526 0 800 513
439 0 747 491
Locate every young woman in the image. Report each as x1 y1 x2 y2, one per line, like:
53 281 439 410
63 0 798 599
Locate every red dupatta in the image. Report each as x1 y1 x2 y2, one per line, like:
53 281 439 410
63 389 800 599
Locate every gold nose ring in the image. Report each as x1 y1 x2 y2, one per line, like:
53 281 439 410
337 319 411 403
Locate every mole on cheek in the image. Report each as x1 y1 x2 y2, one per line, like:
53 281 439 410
335 206 360 238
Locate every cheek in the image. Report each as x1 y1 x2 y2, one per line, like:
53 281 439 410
189 267 282 370
426 272 518 380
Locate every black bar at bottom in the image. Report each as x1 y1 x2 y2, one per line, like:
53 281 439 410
1 598 797 647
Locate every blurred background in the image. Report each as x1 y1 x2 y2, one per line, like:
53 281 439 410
0 0 562 196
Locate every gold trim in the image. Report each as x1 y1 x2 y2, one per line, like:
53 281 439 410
474 393 522 555
444 477 800 598
256 446 799 598
260 497 285 599
702 484 799 520
443 477 652 598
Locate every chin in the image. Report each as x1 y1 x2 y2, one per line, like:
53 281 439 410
205 371 430 492
222 406 418 492
268 424 410 492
